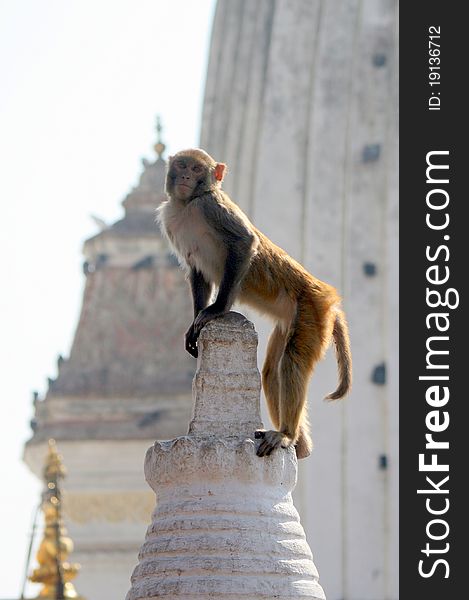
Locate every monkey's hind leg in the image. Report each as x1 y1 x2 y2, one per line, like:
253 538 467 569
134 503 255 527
257 340 308 458
258 324 312 459
257 325 288 457
258 310 324 459
261 325 287 429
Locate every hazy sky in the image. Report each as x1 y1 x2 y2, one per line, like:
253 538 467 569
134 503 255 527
0 0 216 596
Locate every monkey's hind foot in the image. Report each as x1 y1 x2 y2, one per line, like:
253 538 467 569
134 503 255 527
255 430 291 457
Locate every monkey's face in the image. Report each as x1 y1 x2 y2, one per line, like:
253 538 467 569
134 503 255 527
166 157 209 201
166 150 226 202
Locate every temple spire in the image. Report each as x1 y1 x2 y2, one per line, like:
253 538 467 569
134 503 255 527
153 115 166 159
28 440 84 599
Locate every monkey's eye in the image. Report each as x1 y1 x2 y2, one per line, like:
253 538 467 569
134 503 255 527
192 165 202 173
177 160 187 169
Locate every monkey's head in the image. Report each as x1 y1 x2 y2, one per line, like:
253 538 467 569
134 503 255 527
166 148 226 202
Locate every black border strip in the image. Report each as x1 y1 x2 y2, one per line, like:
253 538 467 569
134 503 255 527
400 3 466 596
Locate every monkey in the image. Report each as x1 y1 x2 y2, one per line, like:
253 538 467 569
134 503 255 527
157 148 352 459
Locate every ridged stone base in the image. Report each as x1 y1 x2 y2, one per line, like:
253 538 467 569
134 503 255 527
127 438 325 599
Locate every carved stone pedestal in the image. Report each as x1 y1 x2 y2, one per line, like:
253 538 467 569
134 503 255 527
126 313 326 600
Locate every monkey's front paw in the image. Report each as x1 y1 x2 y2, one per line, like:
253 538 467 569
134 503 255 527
255 430 291 457
185 324 199 358
193 305 224 335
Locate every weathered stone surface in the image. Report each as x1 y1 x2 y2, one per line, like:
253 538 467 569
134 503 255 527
189 312 263 437
127 313 325 599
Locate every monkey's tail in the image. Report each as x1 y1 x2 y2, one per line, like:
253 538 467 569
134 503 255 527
325 308 352 400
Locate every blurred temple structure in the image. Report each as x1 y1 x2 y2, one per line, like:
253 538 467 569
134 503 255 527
24 124 195 600
200 1 398 599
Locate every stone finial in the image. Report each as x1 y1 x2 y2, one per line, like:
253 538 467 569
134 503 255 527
127 313 326 600
189 311 263 437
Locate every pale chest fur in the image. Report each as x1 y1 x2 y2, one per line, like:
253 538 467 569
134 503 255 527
158 199 226 283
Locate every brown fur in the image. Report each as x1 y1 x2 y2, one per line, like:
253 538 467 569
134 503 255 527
158 149 352 459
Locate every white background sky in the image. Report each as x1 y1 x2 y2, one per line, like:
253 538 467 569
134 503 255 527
0 1 216 595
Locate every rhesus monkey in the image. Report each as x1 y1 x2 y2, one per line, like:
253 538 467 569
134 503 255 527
157 148 352 459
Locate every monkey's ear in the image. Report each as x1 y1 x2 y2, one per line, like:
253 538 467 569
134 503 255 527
214 163 226 182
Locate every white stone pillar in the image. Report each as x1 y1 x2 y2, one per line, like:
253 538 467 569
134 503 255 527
126 312 326 600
